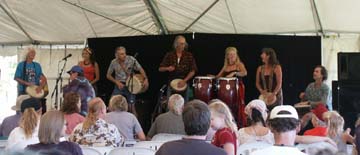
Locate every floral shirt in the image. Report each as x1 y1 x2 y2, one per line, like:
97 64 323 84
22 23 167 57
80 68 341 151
304 82 331 109
69 119 123 147
107 56 142 82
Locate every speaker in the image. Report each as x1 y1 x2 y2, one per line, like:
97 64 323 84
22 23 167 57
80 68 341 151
333 80 360 134
338 52 360 81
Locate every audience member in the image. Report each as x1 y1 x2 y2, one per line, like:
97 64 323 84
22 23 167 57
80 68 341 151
104 95 145 140
0 95 30 137
156 99 226 155
251 105 306 155
69 97 122 147
209 101 238 155
148 94 186 139
6 98 42 153
61 92 85 135
303 104 328 136
25 111 83 155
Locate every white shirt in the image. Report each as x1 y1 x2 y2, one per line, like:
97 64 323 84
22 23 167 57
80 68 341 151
251 146 307 155
6 125 40 152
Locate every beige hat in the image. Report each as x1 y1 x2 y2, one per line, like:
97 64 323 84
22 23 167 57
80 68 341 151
11 95 31 111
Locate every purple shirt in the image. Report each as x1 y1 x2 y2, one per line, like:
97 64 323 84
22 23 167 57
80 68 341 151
0 112 21 137
63 76 95 113
25 141 83 155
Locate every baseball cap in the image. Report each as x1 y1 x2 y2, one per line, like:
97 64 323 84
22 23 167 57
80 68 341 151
67 65 83 74
269 105 298 120
21 98 41 113
12 95 31 111
311 104 328 121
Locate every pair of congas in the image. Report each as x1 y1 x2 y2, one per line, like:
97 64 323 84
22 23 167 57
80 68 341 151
192 76 239 104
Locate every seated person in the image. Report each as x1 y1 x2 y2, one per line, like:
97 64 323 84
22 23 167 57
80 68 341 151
69 98 123 147
299 65 331 110
61 92 85 135
303 104 328 137
6 98 42 153
147 94 186 139
156 99 226 155
104 95 145 141
0 95 30 137
25 111 83 155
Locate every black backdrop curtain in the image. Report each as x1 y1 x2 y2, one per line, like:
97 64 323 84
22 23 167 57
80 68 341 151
88 33 321 132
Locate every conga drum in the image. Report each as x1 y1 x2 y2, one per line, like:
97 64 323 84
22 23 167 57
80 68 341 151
217 77 238 106
170 79 187 92
193 76 215 103
217 77 239 121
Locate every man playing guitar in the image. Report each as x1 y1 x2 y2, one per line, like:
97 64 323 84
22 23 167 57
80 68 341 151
107 46 149 114
14 47 47 96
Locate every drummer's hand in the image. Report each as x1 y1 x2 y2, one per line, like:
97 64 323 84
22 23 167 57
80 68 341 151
267 93 275 102
167 66 175 72
260 90 267 95
299 92 305 99
178 80 186 88
226 72 236 78
144 79 149 88
35 87 42 94
116 81 124 89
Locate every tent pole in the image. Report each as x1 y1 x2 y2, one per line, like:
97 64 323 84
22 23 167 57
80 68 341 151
0 2 35 43
225 0 237 33
76 0 97 37
310 0 324 35
62 0 151 35
183 0 220 32
143 0 168 34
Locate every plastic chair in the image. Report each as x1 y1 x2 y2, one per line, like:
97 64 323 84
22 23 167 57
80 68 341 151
296 142 337 154
237 141 272 155
133 141 165 151
108 147 155 155
81 147 102 155
151 133 184 142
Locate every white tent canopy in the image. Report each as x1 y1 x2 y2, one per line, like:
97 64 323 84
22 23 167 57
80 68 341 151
1 0 360 44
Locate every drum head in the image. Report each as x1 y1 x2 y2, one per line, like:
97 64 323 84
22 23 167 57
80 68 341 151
26 85 44 98
170 79 187 92
195 76 215 80
126 74 147 94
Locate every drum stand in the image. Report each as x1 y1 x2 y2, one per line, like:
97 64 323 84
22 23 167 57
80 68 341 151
51 58 67 110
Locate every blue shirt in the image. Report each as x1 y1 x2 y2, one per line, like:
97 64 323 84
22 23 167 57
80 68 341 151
14 61 43 93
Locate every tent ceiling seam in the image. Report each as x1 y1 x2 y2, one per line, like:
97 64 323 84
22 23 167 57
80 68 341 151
0 1 35 43
76 0 97 37
310 0 324 35
61 0 151 35
143 0 168 34
225 0 237 33
183 0 220 32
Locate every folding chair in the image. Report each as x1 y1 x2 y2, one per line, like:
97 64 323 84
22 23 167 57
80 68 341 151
108 147 155 155
237 141 272 155
133 141 165 151
81 147 102 155
151 133 184 142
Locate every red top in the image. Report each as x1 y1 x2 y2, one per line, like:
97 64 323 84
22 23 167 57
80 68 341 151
304 126 327 137
79 61 95 81
211 127 237 155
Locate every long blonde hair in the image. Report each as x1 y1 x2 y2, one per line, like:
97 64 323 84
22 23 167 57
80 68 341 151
323 111 344 138
38 111 64 144
82 98 106 132
223 47 242 69
20 108 40 139
209 101 238 136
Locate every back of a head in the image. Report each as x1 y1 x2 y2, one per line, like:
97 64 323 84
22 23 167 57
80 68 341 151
168 94 184 115
208 101 238 133
323 111 344 138
38 111 64 144
20 97 42 139
109 95 128 112
61 92 80 114
83 97 105 132
268 105 300 133
182 99 210 136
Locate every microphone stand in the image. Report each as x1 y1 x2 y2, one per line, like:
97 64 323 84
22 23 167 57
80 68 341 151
51 59 67 110
128 56 137 114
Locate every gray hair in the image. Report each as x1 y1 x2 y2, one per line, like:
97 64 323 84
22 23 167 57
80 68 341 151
168 94 184 115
